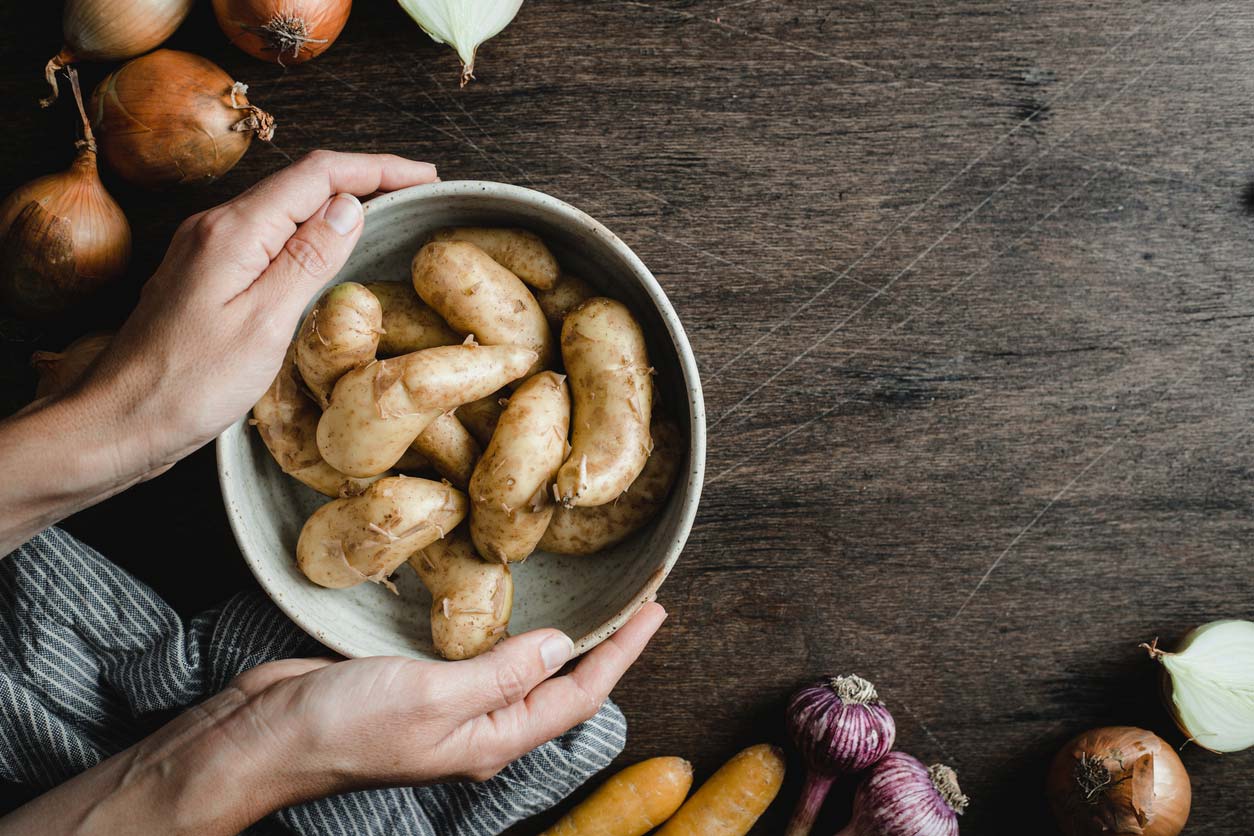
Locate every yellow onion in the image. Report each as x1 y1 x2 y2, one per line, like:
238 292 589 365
43 0 195 106
213 0 352 65
1046 726 1190 836
1 70 131 318
31 332 114 399
90 50 276 189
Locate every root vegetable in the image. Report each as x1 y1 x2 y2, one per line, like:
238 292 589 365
364 280 460 356
252 348 378 498
411 240 554 379
539 756 694 836
213 0 351 65
316 342 536 478
539 417 681 555
294 282 382 407
31 332 114 399
429 226 559 290
408 526 511 659
457 392 505 447
297 475 466 589
469 372 570 563
555 298 653 508
410 411 481 489
656 744 786 836
535 271 594 331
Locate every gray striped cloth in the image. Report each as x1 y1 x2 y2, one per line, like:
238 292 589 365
0 527 625 835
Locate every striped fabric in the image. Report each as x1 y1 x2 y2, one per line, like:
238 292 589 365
0 528 626 835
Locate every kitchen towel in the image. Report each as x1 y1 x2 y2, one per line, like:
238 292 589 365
0 526 624 835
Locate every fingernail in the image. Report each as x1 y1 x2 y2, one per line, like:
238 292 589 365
540 633 575 671
325 193 362 235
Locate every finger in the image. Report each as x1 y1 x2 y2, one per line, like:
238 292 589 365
446 603 667 766
227 151 437 243
239 192 364 317
230 657 339 696
427 627 577 720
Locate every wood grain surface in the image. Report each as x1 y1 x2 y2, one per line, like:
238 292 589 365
1 1 1252 833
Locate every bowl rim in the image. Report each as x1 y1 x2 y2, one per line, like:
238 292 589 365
216 179 706 659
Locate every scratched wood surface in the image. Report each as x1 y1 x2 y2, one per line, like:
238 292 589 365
1 1 1252 833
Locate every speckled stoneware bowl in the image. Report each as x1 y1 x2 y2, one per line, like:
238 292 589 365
217 181 705 661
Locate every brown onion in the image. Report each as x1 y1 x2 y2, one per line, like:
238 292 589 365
1046 726 1191 836
32 332 114 399
1 69 131 318
43 0 195 106
213 0 352 65
90 50 276 189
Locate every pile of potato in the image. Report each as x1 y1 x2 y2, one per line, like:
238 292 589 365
251 228 683 660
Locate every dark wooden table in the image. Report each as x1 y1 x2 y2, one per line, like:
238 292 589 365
2 1 1251 833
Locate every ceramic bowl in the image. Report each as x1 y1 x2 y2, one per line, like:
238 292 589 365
216 181 705 660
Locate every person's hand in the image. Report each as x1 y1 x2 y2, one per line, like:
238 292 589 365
0 605 668 836
78 150 439 480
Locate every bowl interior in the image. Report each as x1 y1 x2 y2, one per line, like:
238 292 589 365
218 182 704 660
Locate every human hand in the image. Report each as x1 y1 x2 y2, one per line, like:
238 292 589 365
74 150 438 481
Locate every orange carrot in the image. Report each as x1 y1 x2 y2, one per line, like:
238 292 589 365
655 744 786 836
540 756 694 836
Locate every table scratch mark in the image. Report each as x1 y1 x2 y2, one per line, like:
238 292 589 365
896 700 957 763
949 358 1205 623
1055 145 1227 192
706 3 1224 429
705 171 1103 484
704 7 1168 384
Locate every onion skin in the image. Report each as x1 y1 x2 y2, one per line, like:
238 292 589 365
213 0 352 65
785 675 896 836
837 753 967 836
1046 726 1190 836
32 333 114 399
0 150 131 318
44 0 195 106
90 50 276 189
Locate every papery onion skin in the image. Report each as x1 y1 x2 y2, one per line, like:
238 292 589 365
397 0 525 86
785 675 896 836
32 332 115 399
90 50 276 189
1046 726 1190 836
836 753 967 836
213 0 352 65
44 0 195 106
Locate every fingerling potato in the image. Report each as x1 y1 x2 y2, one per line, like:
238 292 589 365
556 298 653 507
252 348 379 498
363 280 460 356
410 411 481 489
457 392 506 447
317 342 537 478
539 417 681 554
469 371 570 563
408 526 512 659
429 226 559 290
411 241 554 378
294 282 382 407
534 271 594 331
297 476 467 589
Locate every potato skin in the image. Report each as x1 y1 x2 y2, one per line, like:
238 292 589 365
297 476 467 589
252 348 378 498
534 272 594 331
317 343 537 478
408 527 512 659
410 412 481 489
429 226 559 290
457 392 505 447
540 418 681 555
556 298 653 508
469 372 571 563
294 282 382 408
363 280 460 356
411 241 555 378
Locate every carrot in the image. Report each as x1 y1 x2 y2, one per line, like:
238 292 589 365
655 744 786 836
539 756 694 836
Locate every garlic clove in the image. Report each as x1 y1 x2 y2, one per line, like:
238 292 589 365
1146 619 1254 753
397 0 525 86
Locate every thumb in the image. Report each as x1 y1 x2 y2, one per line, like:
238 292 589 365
249 192 364 313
